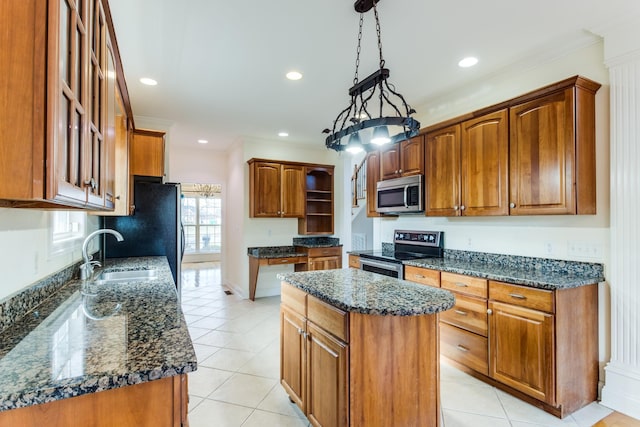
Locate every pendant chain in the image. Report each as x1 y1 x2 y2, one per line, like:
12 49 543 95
353 13 364 85
372 1 385 68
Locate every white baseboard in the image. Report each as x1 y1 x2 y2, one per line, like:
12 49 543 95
601 363 640 419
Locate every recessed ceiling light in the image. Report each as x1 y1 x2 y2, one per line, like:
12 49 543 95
286 71 303 81
197 139 208 144
278 132 289 137
140 77 158 86
458 57 478 68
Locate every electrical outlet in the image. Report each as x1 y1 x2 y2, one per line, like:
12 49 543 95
567 241 603 259
544 242 555 255
467 238 473 248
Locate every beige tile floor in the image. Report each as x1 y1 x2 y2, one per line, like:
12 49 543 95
181 262 614 427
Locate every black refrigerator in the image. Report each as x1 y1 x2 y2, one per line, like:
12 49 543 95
103 176 184 296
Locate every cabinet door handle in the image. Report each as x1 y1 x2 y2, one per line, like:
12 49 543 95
509 293 526 300
456 345 469 352
454 282 468 288
399 169 403 174
453 205 459 211
84 178 97 190
460 205 466 211
487 309 493 315
509 202 516 208
454 310 467 316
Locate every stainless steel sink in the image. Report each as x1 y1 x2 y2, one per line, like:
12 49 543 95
95 269 159 283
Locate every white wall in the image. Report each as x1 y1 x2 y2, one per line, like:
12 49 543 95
168 145 228 186
224 137 345 299
373 41 612 375
0 209 99 301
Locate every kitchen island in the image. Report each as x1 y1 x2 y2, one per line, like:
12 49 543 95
0 257 196 427
278 269 455 427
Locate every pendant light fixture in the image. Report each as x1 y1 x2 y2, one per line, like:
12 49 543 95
323 0 420 154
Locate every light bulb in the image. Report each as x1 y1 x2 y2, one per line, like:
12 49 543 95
371 126 391 145
346 132 364 154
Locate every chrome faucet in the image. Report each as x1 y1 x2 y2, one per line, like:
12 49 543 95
80 229 124 280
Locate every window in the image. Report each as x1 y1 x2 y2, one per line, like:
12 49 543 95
50 211 85 255
181 192 222 254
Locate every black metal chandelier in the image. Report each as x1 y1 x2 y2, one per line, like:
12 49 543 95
323 0 420 154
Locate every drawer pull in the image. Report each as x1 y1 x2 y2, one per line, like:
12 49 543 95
454 282 468 288
415 274 425 279
454 310 467 316
509 293 526 300
456 345 469 352
281 259 289 263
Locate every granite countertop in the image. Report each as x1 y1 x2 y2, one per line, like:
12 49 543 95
0 256 196 412
292 237 342 248
247 246 308 258
278 269 454 316
403 256 604 290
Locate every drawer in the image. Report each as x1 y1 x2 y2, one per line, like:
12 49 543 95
440 293 488 336
440 322 488 375
281 282 307 316
307 295 348 342
307 246 342 257
268 256 306 265
348 254 361 269
404 266 440 287
489 281 554 313
441 272 488 298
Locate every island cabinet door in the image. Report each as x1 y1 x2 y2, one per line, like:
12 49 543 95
306 322 348 427
280 306 307 412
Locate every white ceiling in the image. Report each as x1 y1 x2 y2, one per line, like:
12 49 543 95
108 0 639 152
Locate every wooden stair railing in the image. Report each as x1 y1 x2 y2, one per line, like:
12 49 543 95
351 157 367 208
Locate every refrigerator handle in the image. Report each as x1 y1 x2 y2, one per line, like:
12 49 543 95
180 222 185 259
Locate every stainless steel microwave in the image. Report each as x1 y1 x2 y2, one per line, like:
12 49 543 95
376 175 424 214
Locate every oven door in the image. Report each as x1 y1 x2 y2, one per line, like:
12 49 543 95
359 258 404 280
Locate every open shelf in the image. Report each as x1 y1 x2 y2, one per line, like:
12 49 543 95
299 166 334 235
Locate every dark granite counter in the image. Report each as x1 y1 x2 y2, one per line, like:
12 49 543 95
292 237 342 248
247 246 307 258
278 269 454 316
348 249 604 290
0 256 196 412
404 257 603 290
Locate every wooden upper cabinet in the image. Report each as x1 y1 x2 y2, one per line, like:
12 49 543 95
399 135 425 176
461 109 509 216
425 125 461 216
248 160 306 218
0 0 123 210
509 78 600 215
423 75 599 217
249 161 281 217
281 164 305 218
130 129 165 178
380 136 424 180
380 144 401 180
365 151 382 217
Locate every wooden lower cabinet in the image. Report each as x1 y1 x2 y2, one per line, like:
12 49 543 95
281 282 441 427
306 322 348 427
281 305 307 411
403 266 598 418
348 254 360 269
0 375 189 427
295 246 342 272
489 300 554 404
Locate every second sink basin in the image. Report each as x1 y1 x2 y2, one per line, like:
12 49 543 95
96 269 159 283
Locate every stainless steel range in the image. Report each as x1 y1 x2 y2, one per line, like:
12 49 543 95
358 230 443 279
